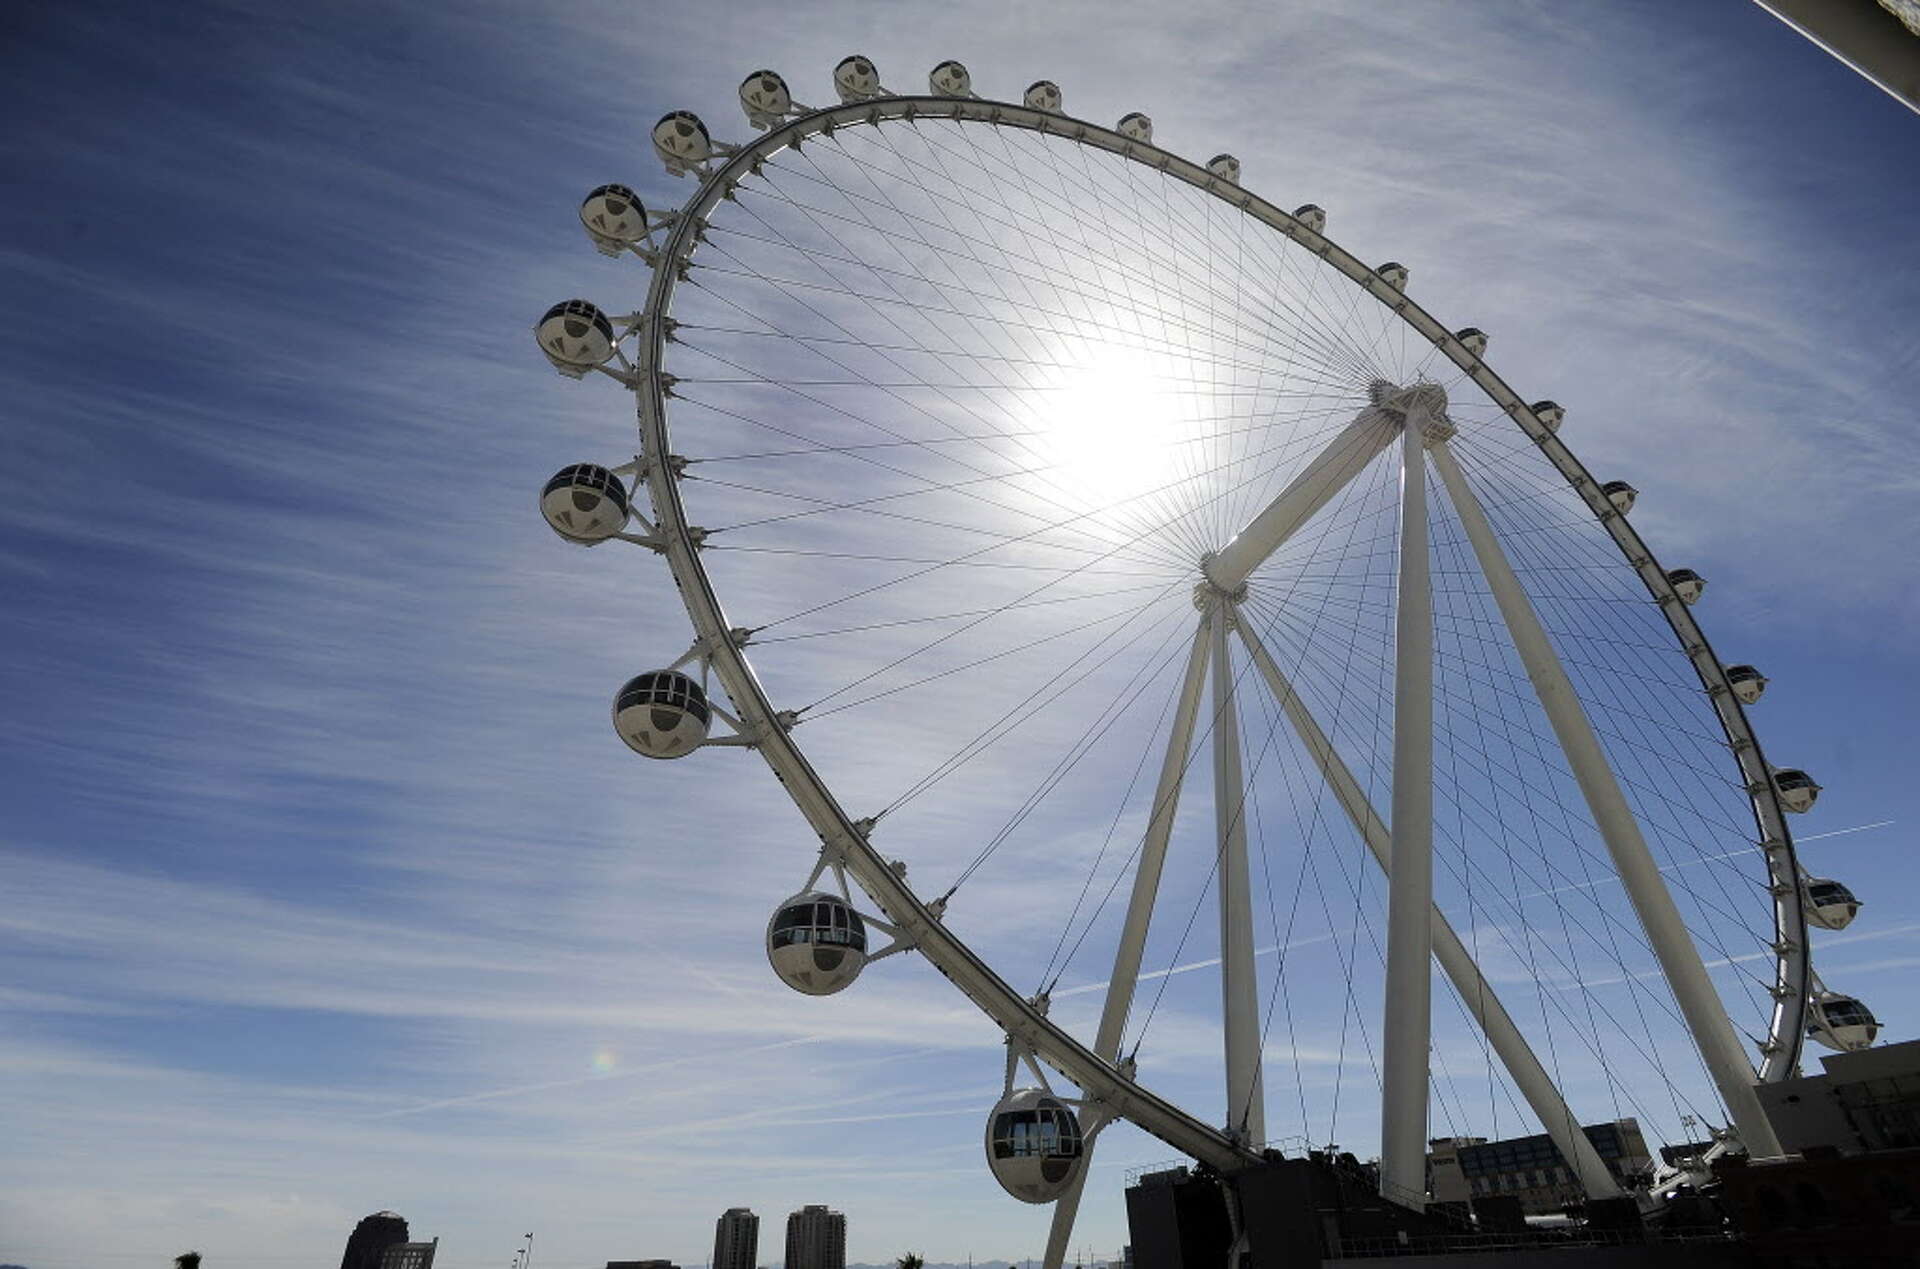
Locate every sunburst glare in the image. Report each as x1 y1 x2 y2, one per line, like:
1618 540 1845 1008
1025 343 1194 527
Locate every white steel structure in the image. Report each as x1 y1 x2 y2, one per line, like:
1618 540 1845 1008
525 56 1875 1251
1750 0 1920 115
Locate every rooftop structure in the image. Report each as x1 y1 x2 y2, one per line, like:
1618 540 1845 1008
1757 1035 1920 1154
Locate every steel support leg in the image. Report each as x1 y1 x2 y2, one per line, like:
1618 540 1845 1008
1380 418 1436 1208
1430 440 1782 1157
1212 600 1266 1147
1043 612 1214 1269
1234 615 1623 1200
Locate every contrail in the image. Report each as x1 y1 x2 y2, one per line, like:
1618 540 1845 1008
1052 930 1337 998
1795 819 1894 843
366 1033 829 1119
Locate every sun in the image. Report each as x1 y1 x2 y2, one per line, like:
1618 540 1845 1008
1030 344 1187 518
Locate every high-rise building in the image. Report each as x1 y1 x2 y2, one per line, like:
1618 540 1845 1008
783 1205 845 1269
713 1207 759 1269
379 1239 438 1269
340 1212 410 1269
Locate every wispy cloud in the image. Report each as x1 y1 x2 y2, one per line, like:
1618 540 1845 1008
3 4 1915 1269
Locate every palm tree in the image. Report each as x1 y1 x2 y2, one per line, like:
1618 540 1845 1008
174 1254 202 1269
895 1254 924 1269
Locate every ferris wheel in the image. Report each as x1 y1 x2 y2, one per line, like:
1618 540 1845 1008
529 55 1880 1249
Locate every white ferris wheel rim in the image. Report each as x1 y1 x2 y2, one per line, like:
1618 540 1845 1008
618 92 1813 1171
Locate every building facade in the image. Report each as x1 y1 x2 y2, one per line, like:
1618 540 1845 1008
340 1212 410 1269
1427 1119 1651 1214
784 1204 846 1269
713 1207 759 1269
379 1239 438 1269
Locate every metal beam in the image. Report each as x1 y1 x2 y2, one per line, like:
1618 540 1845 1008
1202 405 1400 595
1043 611 1214 1269
1233 614 1624 1200
1429 440 1783 1157
1380 414 1437 1209
1213 600 1265 1147
1751 0 1920 115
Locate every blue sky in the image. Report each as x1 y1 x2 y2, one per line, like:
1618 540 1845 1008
2 3 1916 1268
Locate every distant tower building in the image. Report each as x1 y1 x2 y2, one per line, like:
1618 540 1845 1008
380 1239 438 1269
713 1207 759 1269
341 1212 410 1269
784 1205 845 1269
